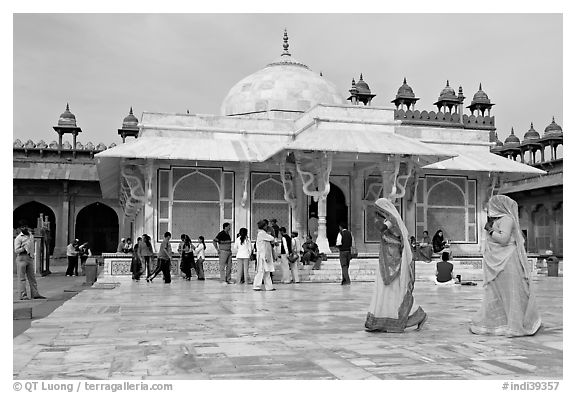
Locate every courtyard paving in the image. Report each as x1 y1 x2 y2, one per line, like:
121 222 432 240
13 274 563 380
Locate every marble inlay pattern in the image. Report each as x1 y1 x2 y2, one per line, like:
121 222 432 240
13 276 562 380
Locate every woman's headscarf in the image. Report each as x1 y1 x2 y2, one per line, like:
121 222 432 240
487 194 531 282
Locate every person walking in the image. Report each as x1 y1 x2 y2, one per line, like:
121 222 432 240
180 235 195 281
147 232 172 283
14 220 46 300
65 239 80 277
253 220 276 291
336 223 353 285
213 223 233 284
365 198 427 332
140 234 155 277
195 236 206 280
130 237 143 281
279 227 300 283
470 195 542 337
234 227 252 285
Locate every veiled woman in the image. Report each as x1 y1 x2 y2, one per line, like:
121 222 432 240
365 198 427 332
470 195 541 336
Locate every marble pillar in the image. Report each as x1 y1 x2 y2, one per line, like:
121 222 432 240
316 195 330 253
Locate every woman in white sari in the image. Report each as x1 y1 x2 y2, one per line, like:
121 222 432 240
365 198 427 332
470 195 541 336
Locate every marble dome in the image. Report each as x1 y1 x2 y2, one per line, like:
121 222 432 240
221 32 345 118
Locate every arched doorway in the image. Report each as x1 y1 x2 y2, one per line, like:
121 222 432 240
75 203 119 255
309 182 348 246
13 201 56 254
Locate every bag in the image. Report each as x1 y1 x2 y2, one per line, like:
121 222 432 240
350 246 358 258
287 252 299 263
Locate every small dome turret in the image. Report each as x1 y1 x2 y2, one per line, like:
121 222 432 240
49 141 59 149
24 140 36 149
75 141 84 150
471 83 491 105
354 73 371 94
85 141 95 150
396 77 416 98
62 141 72 149
58 103 77 127
122 107 139 129
523 122 540 141
439 80 457 100
504 127 520 145
544 117 562 135
96 142 107 151
13 139 23 148
109 142 117 148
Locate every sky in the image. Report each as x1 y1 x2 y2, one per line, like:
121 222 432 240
13 13 563 146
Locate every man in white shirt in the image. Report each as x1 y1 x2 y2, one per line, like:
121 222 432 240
14 220 45 300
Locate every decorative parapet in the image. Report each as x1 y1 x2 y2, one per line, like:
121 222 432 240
394 109 495 130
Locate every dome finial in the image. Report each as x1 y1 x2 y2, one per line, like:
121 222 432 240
511 127 515 135
403 77 407 84
360 73 364 81
66 103 70 111
479 83 482 90
446 80 450 87
552 116 555 123
129 106 133 115
282 28 290 56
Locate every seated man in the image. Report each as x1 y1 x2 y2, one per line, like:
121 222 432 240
434 251 458 286
301 235 322 270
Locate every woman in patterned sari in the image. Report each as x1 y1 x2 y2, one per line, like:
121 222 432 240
470 195 541 336
365 198 427 332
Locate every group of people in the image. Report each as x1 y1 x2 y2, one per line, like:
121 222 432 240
410 229 449 262
124 233 207 284
213 219 306 291
365 195 541 337
65 239 91 277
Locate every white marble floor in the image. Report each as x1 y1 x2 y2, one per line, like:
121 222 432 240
13 275 563 380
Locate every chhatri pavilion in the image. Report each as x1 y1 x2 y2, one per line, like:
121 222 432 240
95 31 543 255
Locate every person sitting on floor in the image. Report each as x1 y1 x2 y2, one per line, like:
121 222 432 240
302 235 322 270
432 229 448 253
434 251 458 286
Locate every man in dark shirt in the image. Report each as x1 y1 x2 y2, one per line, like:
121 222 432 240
270 219 280 239
213 223 233 284
336 222 353 285
436 251 455 284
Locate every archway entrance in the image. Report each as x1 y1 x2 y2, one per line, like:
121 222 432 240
13 201 56 254
309 182 348 246
75 203 118 255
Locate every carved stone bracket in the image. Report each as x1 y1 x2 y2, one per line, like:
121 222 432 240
388 160 415 201
240 163 250 208
361 159 415 205
120 164 147 218
294 152 332 201
279 157 297 209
